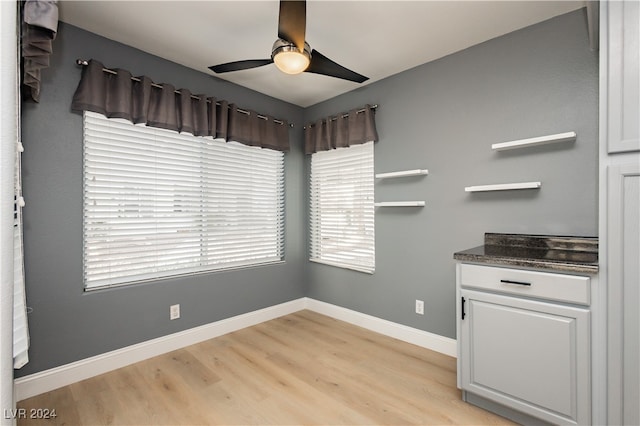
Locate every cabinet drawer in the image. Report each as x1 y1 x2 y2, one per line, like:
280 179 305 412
459 263 590 305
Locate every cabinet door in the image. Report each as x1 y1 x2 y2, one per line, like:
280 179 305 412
460 289 590 425
604 0 640 153
607 163 640 425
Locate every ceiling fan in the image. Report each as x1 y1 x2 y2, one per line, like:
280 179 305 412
209 0 368 83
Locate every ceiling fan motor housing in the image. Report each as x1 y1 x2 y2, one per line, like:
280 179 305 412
271 39 312 74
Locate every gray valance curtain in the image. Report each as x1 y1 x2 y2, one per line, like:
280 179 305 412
22 0 59 102
304 104 378 154
71 59 290 151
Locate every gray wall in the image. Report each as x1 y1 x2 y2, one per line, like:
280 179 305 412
303 9 598 339
18 23 307 377
19 9 598 377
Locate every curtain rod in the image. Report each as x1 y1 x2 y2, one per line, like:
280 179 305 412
76 59 293 128
304 104 378 129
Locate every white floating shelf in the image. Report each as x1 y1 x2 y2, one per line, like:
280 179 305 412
492 131 576 151
374 201 425 207
375 169 429 179
465 182 542 192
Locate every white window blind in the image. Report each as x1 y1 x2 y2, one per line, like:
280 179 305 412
309 141 375 273
83 111 284 290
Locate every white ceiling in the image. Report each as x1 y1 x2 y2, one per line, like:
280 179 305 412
58 1 585 107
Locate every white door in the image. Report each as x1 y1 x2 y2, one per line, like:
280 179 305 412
460 289 590 425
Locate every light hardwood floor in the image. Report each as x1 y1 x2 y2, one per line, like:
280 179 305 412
18 310 513 425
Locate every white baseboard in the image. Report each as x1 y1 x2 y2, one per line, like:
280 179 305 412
304 298 457 358
14 298 306 401
14 297 456 401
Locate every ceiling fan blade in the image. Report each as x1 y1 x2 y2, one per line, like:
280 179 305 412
278 0 306 51
209 59 273 74
305 50 369 83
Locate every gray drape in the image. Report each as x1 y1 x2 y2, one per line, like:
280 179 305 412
304 105 378 154
22 0 59 102
71 59 290 151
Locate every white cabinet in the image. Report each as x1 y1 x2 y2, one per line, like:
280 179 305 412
457 264 592 425
603 1 640 153
606 162 640 426
600 2 640 424
459 290 590 425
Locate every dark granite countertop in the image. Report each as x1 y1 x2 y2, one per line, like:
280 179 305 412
453 233 598 274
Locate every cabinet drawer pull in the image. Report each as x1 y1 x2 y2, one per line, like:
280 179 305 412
500 279 532 286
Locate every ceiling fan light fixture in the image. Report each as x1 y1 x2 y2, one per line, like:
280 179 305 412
272 39 311 75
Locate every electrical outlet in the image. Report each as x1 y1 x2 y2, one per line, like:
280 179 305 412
170 304 180 320
415 299 424 315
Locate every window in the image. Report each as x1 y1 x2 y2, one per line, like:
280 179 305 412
83 111 284 290
309 141 375 273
